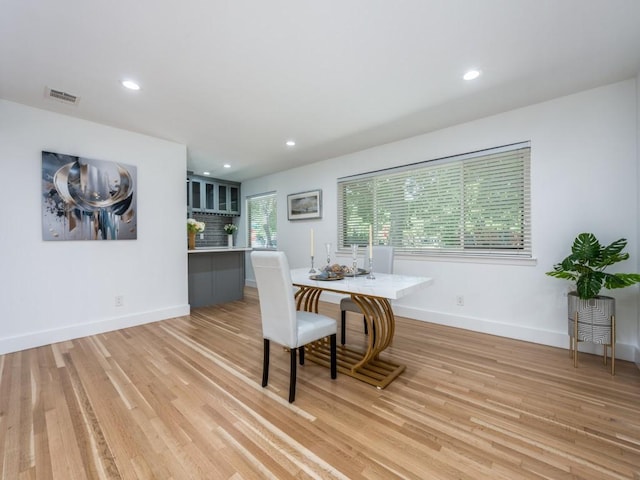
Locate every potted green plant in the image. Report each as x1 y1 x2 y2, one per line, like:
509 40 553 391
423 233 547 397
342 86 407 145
546 232 640 299
546 232 640 374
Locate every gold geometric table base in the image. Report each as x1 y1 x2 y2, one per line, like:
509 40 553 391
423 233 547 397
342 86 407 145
294 284 406 389
305 342 405 389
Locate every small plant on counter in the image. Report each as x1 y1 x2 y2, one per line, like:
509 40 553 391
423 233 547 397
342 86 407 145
187 218 206 233
224 224 238 234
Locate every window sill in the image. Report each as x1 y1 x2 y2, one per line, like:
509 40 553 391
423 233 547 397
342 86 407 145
336 251 537 266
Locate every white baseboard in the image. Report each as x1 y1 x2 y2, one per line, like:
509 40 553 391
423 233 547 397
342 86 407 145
0 304 190 355
395 305 637 363
303 289 638 363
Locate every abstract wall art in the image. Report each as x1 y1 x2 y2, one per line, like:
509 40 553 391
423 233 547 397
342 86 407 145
42 151 137 241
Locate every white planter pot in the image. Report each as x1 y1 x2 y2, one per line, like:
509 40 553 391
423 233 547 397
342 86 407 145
567 291 615 374
567 292 614 344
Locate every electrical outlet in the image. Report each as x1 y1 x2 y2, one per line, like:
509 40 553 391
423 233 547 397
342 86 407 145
115 295 124 307
199 233 204 239
456 295 464 306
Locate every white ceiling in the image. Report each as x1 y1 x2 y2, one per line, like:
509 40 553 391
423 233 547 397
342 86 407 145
2 0 640 182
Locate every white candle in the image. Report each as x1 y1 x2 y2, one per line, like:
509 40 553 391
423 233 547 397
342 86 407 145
369 224 373 258
310 228 314 256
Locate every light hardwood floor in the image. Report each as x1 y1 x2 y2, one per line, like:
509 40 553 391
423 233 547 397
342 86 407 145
1 289 639 479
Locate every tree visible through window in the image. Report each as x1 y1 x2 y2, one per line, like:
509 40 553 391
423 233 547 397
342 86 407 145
338 143 531 258
247 192 277 249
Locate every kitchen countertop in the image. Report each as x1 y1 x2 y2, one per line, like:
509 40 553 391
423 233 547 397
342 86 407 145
188 247 252 253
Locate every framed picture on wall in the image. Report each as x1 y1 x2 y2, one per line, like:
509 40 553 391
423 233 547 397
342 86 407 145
287 189 322 220
42 150 137 241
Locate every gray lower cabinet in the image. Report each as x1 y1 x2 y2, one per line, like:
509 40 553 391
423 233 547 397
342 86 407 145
188 251 245 307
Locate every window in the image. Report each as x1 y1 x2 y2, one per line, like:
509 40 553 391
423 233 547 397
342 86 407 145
247 192 277 249
338 142 531 258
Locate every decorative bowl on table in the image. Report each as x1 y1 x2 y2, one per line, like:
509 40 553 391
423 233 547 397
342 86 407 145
310 271 344 281
309 264 369 280
333 264 370 275
338 266 370 276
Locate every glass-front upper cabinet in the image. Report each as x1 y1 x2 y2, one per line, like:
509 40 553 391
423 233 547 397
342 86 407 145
205 183 215 210
188 177 202 211
229 185 239 214
187 175 241 216
218 184 227 212
217 183 241 214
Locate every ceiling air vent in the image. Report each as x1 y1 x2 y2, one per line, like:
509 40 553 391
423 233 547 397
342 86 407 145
45 87 80 105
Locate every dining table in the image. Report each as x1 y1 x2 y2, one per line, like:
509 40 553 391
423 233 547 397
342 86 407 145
290 268 433 388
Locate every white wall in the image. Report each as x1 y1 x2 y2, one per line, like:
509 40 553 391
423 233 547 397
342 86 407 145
242 79 640 361
0 100 190 354
636 72 640 366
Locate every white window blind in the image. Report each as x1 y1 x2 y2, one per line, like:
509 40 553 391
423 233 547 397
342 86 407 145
247 192 277 249
338 143 531 258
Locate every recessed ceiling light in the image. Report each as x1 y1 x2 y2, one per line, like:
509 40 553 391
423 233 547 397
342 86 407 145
463 70 481 81
286 140 296 147
203 171 210 175
223 164 231 169
121 80 141 90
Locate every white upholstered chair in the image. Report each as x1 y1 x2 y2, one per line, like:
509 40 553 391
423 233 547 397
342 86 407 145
340 246 394 345
251 251 337 403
